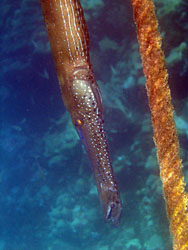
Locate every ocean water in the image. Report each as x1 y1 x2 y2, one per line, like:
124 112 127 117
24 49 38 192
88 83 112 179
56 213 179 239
1 0 188 249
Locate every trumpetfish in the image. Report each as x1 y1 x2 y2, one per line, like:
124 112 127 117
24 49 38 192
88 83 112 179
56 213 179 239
40 0 122 225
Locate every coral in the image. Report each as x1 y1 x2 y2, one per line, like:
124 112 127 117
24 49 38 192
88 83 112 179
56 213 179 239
99 37 118 52
145 234 163 250
43 115 79 160
154 0 183 17
166 42 187 67
81 0 104 10
126 238 141 249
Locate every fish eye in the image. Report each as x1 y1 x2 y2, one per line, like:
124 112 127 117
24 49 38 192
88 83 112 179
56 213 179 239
74 119 82 127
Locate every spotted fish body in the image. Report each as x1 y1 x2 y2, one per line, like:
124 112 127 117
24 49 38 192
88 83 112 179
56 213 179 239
41 0 122 225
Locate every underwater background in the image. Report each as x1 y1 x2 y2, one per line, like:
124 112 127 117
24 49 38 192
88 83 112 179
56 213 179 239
1 0 188 249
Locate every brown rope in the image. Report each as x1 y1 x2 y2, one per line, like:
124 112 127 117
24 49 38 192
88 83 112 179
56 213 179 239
131 0 188 249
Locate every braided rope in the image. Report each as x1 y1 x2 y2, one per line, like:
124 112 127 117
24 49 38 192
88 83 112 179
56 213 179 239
131 0 188 249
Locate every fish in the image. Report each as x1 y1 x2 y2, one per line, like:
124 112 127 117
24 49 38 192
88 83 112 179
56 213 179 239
40 0 122 225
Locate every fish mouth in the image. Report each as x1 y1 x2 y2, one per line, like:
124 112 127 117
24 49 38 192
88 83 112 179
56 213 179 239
105 198 122 226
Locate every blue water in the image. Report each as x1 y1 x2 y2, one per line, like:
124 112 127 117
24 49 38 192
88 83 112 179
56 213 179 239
1 0 188 249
